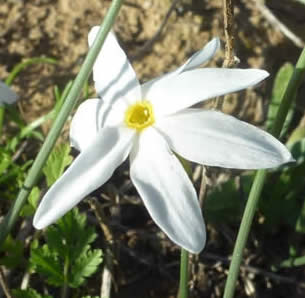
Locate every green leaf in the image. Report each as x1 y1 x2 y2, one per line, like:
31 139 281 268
0 149 11 174
20 187 41 216
47 208 97 260
266 63 295 135
279 254 305 268
12 288 52 298
28 186 40 209
30 245 64 286
287 137 305 166
5 57 57 86
287 126 305 147
30 208 102 288
260 175 300 229
205 177 246 224
43 143 73 187
296 198 305 233
70 249 103 288
0 235 23 268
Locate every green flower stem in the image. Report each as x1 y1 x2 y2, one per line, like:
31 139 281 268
178 248 189 298
19 109 55 139
61 255 70 298
223 46 305 298
0 106 4 138
0 0 125 247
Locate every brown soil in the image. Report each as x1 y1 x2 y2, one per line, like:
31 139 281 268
1 0 305 297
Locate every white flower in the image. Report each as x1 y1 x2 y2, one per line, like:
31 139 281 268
33 27 293 253
0 80 18 106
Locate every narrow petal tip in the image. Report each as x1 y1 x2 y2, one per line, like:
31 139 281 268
245 69 270 86
258 69 270 80
186 233 206 254
213 37 221 49
33 213 49 230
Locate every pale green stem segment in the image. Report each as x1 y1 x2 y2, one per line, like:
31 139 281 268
0 106 4 137
178 248 189 298
223 46 305 298
0 0 125 247
61 255 70 298
5 57 57 86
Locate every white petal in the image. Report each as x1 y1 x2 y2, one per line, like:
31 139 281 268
156 109 294 169
70 98 101 151
130 127 205 253
0 80 18 105
174 38 220 74
144 68 269 117
70 98 128 151
34 126 135 229
88 27 141 104
140 38 220 96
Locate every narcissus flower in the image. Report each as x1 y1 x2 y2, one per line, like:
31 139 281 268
0 80 18 106
33 27 293 253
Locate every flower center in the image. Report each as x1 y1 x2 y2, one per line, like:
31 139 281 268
125 100 155 131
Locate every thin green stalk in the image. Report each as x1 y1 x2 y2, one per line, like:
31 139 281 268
178 248 189 298
5 57 56 87
223 46 305 298
19 110 55 139
0 0 125 247
61 255 69 298
0 106 4 138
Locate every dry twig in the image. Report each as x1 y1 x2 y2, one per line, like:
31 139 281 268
0 267 12 298
88 198 118 298
214 0 236 110
251 0 304 48
203 252 305 289
223 0 235 68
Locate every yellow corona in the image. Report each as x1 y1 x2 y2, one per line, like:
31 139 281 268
125 100 155 132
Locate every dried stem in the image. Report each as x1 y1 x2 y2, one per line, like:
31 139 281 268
214 0 235 110
223 0 235 68
0 267 12 298
88 198 117 298
252 0 304 48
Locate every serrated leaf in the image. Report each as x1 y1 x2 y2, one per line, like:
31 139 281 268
69 249 103 288
29 186 41 208
0 235 23 268
30 208 102 288
0 150 11 174
43 143 73 187
20 187 41 216
205 178 245 223
12 288 52 298
266 63 294 135
20 205 35 217
30 245 64 286
47 208 97 261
